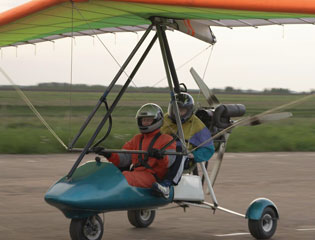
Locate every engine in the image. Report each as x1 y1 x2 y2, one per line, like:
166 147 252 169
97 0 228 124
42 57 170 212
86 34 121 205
195 104 246 136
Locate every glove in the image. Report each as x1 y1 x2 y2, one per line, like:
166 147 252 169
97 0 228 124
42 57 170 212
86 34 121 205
148 148 164 159
93 146 112 158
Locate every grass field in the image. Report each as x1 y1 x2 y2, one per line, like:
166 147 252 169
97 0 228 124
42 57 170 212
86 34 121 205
1 90 314 153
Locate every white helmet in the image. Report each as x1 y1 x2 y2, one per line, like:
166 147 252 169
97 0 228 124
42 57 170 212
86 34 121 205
136 103 164 133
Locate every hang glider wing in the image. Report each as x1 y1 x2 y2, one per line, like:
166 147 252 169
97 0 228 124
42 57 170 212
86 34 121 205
1 0 315 47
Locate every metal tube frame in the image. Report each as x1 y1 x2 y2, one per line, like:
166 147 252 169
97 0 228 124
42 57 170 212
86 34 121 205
70 148 185 156
66 19 197 179
200 162 218 207
154 19 187 152
158 23 181 94
67 31 157 179
179 201 245 218
210 133 230 186
153 18 220 208
68 24 153 149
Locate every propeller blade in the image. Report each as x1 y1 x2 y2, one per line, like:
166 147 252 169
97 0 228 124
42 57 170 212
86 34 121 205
241 112 293 126
190 67 220 108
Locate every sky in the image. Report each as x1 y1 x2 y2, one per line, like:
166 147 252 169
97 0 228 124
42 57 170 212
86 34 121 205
0 0 315 92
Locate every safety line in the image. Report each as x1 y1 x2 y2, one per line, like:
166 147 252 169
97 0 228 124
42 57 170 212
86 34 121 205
0 66 68 150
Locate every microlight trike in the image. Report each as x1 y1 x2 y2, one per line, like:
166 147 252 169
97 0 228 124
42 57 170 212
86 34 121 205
2 1 314 239
43 18 283 240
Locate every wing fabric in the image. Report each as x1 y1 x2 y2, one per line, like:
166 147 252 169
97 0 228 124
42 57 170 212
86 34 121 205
1 0 315 47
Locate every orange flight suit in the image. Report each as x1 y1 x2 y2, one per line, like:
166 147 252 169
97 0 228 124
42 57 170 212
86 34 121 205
108 129 176 188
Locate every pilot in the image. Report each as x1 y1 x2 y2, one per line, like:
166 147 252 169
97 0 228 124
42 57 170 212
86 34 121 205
152 92 215 198
96 103 176 191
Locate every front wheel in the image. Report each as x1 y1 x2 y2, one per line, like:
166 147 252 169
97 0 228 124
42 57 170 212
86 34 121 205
127 209 156 228
248 207 277 239
70 215 104 240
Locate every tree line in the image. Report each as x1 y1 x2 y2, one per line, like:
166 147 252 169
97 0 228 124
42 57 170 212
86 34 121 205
0 82 313 94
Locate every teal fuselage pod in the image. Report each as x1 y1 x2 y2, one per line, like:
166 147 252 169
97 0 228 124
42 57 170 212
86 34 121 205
45 161 173 219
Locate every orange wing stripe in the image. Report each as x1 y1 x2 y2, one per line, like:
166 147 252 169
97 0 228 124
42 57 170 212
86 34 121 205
111 0 315 14
0 0 88 27
1 0 315 27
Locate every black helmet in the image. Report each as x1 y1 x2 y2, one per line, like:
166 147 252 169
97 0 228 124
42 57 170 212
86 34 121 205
136 103 164 133
168 92 194 123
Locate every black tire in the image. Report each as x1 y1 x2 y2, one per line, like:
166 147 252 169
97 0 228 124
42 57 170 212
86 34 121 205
70 215 104 240
127 209 156 228
248 207 277 239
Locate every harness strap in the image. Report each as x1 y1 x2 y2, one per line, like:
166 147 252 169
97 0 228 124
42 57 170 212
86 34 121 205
160 134 177 152
135 132 161 171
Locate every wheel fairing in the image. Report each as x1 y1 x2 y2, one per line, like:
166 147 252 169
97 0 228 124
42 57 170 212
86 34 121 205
246 198 279 220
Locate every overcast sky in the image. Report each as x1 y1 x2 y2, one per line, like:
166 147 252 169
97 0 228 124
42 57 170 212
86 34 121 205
0 0 314 92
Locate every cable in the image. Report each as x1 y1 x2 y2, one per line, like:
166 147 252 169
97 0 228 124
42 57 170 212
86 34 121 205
69 2 74 148
0 66 68 150
187 45 214 151
152 45 212 87
72 3 139 88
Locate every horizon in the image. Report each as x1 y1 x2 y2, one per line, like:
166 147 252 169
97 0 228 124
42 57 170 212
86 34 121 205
0 81 312 93
0 1 314 92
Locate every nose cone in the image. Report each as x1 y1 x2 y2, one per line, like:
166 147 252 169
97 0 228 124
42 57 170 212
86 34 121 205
45 162 126 213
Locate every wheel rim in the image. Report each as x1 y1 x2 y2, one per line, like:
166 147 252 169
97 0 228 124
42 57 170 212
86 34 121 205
261 213 273 232
139 209 151 221
83 217 102 240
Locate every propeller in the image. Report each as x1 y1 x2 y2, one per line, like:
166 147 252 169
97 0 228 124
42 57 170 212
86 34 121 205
190 67 294 130
202 94 313 192
190 94 314 154
190 67 220 108
240 112 293 126
189 67 314 190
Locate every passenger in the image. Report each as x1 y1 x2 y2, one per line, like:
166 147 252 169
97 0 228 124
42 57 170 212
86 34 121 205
95 103 176 190
152 92 215 198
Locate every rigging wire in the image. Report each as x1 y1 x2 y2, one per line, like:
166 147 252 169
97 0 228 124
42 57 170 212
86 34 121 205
198 45 215 172
152 45 212 87
71 3 143 147
186 44 214 151
148 43 214 150
0 66 68 150
72 3 139 89
69 2 74 147
202 45 215 80
63 2 216 149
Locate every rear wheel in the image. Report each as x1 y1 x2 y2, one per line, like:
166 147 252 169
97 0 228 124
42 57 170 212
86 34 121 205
70 215 104 240
127 209 156 228
248 207 277 239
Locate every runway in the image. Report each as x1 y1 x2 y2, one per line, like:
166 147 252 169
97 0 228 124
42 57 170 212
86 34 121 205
0 153 315 240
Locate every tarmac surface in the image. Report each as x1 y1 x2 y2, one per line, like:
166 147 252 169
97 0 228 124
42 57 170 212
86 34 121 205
0 152 315 240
